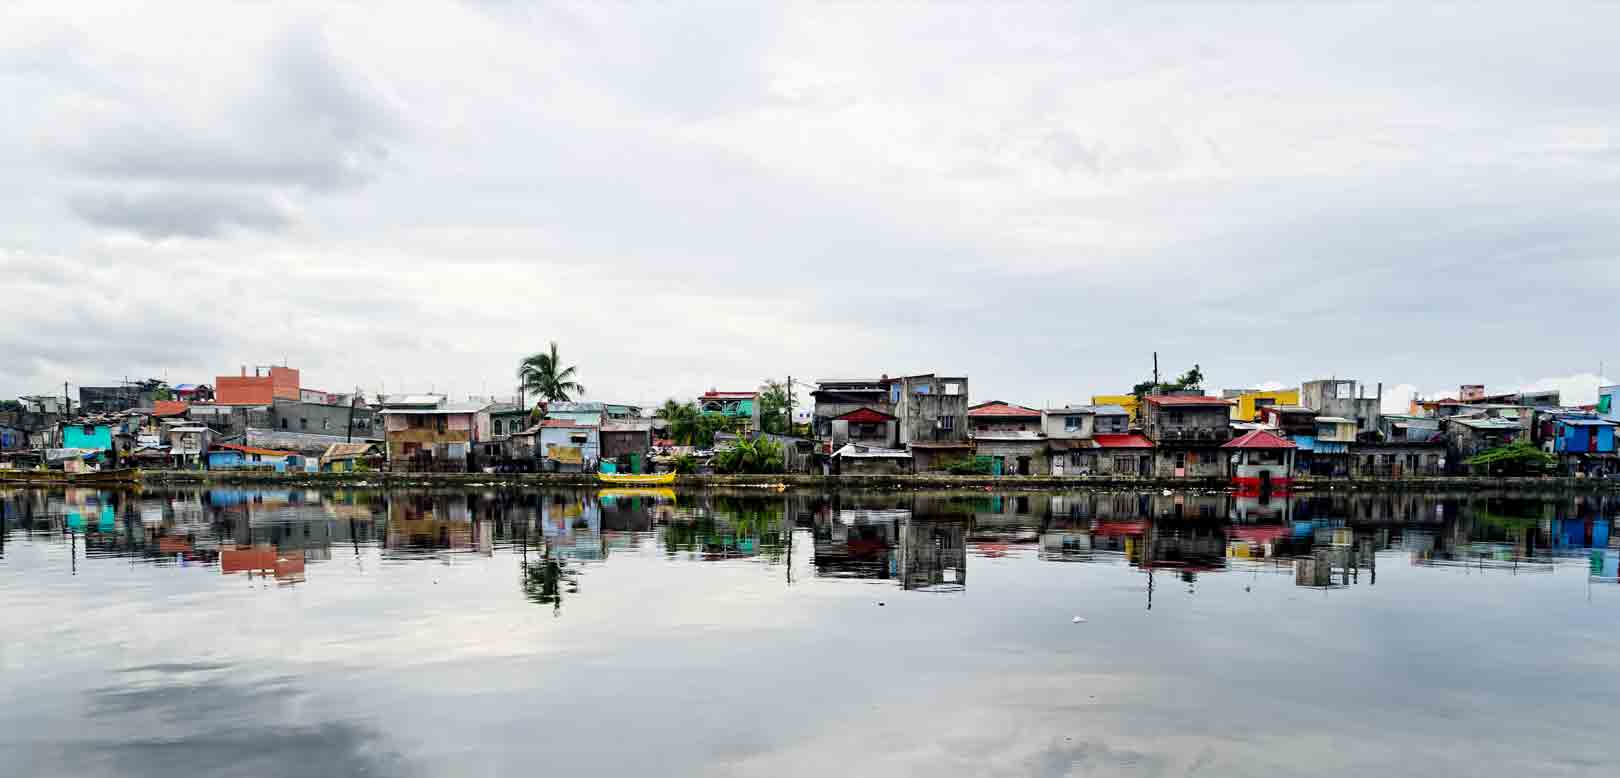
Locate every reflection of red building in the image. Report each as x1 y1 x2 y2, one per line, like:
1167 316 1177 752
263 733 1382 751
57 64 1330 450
221 545 305 581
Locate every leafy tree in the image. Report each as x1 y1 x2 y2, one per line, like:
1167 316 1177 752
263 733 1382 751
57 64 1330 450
518 341 585 406
0 400 22 414
758 379 790 435
671 453 698 474
712 436 785 474
1133 362 1205 398
1465 440 1555 475
658 399 726 447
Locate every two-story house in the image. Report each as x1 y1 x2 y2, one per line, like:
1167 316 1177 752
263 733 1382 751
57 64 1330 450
380 399 484 472
968 401 1044 475
1141 395 1233 478
1040 405 1130 475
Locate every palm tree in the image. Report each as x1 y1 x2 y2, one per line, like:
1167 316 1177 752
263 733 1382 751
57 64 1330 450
657 399 701 446
518 341 585 406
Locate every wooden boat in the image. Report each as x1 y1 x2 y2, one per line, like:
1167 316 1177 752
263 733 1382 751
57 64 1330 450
0 468 143 485
596 471 677 486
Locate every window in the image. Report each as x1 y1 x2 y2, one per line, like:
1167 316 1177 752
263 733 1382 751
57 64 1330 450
436 416 448 434
944 383 960 396
1169 411 1185 425
322 418 330 431
1064 415 1084 431
1069 451 1085 467
1174 452 1187 469
1114 455 1134 471
494 420 504 436
938 415 954 430
913 383 931 395
300 418 308 430
280 418 289 430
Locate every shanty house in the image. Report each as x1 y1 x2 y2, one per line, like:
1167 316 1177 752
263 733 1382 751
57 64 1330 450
380 401 483 472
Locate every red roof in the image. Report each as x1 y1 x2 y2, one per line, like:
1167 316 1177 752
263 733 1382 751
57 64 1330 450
151 400 189 417
1092 433 1153 449
835 407 896 423
1222 429 1296 449
1145 395 1233 407
968 401 1041 418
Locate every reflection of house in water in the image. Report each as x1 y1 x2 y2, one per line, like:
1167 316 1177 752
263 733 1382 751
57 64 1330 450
813 508 904 579
385 494 491 556
1292 540 1375 588
542 495 604 560
1039 529 1093 562
898 519 966 592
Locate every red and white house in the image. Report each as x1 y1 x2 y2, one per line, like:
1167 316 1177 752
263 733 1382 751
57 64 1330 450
1222 429 1297 494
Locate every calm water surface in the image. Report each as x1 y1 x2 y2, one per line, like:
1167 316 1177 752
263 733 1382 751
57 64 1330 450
2 487 1618 777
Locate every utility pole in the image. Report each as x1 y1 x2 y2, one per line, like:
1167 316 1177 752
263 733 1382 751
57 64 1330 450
786 375 792 437
1152 352 1159 389
346 387 358 443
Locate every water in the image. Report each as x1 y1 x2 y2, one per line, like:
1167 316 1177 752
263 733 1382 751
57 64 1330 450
2 487 1618 777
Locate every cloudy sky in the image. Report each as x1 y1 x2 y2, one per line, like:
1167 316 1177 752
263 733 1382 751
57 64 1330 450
4 3 1616 410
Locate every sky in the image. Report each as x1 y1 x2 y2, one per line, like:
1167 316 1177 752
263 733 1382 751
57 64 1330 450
3 2 1617 412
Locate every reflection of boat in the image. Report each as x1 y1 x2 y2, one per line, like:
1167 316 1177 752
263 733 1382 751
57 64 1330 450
0 468 142 485
597 488 677 502
597 472 676 485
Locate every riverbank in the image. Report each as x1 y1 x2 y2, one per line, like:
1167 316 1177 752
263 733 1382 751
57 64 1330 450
96 469 1620 493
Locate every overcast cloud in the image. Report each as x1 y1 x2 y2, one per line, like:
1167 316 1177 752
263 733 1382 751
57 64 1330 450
2 3 1617 408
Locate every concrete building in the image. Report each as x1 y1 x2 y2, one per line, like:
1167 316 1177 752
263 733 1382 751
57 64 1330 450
893 374 972 472
215 366 301 406
1141 395 1232 478
1042 404 1126 475
269 399 376 438
968 401 1045 475
1300 379 1382 435
697 391 761 433
1086 433 1154 477
1349 441 1445 477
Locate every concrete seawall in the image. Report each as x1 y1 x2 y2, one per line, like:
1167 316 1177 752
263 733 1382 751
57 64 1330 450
132 470 1620 493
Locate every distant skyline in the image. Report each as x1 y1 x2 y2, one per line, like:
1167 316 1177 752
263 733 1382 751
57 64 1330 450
3 3 1616 411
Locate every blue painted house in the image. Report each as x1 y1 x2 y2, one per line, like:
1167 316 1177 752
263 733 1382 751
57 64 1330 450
1554 418 1618 476
1555 419 1616 454
207 444 306 472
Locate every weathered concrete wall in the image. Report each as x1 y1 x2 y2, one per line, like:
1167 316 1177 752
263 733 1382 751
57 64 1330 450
974 439 1048 475
1151 446 1227 478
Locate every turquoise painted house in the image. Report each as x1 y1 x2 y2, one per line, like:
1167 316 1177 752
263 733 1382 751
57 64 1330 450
62 423 114 452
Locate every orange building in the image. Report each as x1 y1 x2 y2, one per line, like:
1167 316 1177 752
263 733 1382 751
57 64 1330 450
214 366 300 405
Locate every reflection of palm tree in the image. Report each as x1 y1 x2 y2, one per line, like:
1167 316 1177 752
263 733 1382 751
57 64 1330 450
520 551 577 615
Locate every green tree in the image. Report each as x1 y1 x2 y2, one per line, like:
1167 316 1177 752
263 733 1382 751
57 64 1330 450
518 341 585 406
712 436 785 474
1465 440 1556 476
758 379 790 435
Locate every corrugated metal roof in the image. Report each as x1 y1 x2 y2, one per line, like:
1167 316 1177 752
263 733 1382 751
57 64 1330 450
835 407 897 423
968 402 1040 418
831 444 911 459
1092 433 1153 449
1223 429 1296 449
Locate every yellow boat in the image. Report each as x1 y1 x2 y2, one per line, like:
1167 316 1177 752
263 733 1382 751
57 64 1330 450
596 472 676 486
597 487 677 502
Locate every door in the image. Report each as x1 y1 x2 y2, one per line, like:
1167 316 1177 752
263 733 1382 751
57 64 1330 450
1017 456 1031 476
1052 456 1064 476
991 457 1004 476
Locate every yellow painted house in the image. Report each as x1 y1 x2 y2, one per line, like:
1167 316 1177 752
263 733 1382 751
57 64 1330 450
1092 394 1140 422
1230 389 1300 421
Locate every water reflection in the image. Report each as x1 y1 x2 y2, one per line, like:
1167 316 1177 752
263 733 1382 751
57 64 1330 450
3 487 1619 604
